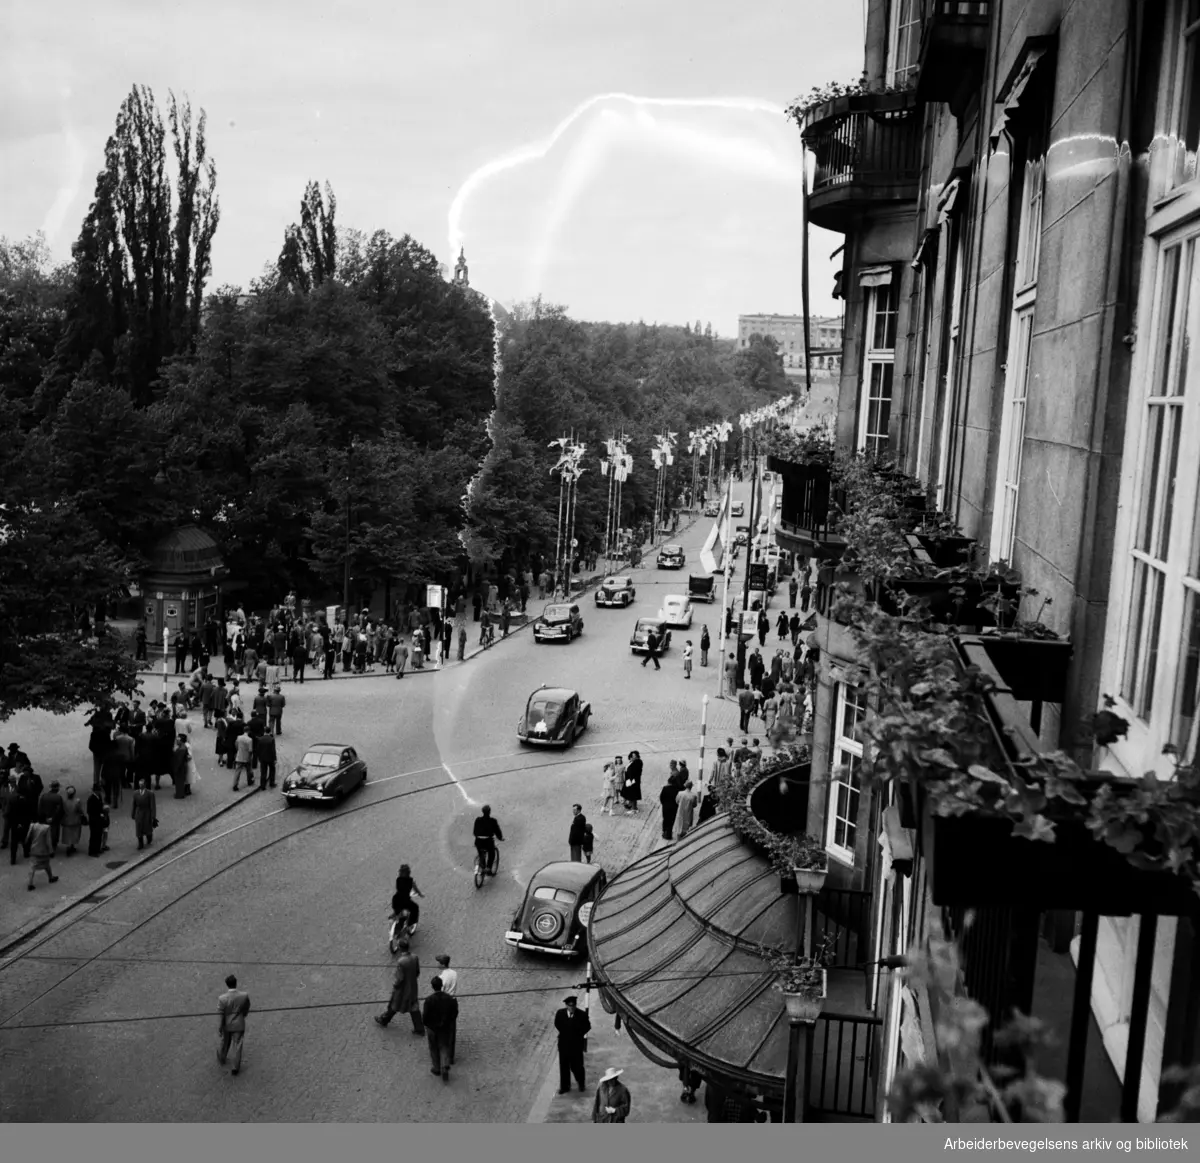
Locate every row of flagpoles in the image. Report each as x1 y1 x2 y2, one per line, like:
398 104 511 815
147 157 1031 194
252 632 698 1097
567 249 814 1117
548 398 791 590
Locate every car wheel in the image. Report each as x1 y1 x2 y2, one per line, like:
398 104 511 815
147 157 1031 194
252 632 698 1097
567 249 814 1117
284 797 294 809
565 724 576 747
530 908 565 942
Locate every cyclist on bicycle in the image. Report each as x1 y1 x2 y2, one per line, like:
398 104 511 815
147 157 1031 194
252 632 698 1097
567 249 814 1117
473 805 504 875
391 863 424 931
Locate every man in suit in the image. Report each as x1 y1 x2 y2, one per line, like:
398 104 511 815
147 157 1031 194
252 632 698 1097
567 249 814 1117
554 995 591 1094
217 974 251 1075
422 976 459 1082
568 804 588 863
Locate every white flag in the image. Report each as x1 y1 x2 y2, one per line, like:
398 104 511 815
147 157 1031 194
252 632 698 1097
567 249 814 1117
599 458 610 477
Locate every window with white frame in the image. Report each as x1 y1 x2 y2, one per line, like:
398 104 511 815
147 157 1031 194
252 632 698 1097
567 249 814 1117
988 151 1046 563
859 284 898 457
886 0 922 87
935 222 967 511
826 682 866 862
1164 0 1200 190
1114 228 1200 759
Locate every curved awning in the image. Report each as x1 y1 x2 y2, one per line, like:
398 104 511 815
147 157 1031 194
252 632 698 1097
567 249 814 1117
587 814 803 1099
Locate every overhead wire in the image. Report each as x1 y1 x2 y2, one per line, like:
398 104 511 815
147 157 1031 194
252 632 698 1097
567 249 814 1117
0 960 910 1032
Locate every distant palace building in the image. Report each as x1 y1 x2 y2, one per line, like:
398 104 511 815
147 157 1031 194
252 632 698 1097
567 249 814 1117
737 312 843 376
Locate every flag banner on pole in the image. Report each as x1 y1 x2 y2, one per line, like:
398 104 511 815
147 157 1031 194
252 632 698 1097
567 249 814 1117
599 458 609 476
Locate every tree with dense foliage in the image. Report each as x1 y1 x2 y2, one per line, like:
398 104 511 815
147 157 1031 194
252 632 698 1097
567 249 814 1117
46 86 218 409
277 180 338 294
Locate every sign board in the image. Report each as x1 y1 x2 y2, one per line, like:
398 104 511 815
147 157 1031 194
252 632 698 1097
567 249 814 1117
426 584 445 609
165 605 178 619
326 605 338 627
748 563 768 591
740 609 758 637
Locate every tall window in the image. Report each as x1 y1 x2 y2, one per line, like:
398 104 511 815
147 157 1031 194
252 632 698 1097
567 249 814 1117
1115 230 1200 759
826 683 866 863
1165 0 1200 189
859 284 898 457
935 222 967 510
886 0 922 86
989 150 1045 563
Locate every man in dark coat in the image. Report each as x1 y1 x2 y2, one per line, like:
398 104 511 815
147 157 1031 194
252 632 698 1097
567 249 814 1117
640 629 661 671
256 730 278 790
292 640 307 684
554 996 591 1094
568 804 588 862
422 976 459 1081
621 752 642 813
375 940 424 1033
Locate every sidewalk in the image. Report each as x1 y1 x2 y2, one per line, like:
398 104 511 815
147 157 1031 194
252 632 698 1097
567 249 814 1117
526 802 707 1125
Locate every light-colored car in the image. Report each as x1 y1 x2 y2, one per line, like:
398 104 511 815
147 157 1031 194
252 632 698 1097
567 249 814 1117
659 594 694 629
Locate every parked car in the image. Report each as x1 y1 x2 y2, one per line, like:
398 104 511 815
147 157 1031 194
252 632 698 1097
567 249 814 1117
688 574 717 603
281 744 367 806
659 594 694 628
595 576 637 608
505 861 608 957
731 501 745 517
516 686 592 747
630 617 672 655
532 602 584 644
703 502 720 517
657 543 686 569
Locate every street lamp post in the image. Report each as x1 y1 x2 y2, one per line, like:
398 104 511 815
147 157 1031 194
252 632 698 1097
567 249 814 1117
162 627 169 700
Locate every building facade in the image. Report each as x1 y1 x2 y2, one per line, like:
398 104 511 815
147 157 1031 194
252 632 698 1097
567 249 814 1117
738 312 844 375
775 0 1200 1123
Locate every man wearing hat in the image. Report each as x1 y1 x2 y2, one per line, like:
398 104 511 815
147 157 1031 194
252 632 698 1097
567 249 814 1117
553 995 591 1094
434 955 457 1063
375 939 424 1035
593 1067 631 1122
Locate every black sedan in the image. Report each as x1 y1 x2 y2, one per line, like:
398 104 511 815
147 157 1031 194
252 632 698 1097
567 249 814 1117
281 744 367 806
595 576 637 607
630 617 672 655
657 543 686 569
516 686 592 747
505 861 608 957
532 602 584 644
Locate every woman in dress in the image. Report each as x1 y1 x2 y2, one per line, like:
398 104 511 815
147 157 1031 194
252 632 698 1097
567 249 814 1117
621 752 643 814
60 786 85 855
131 777 157 849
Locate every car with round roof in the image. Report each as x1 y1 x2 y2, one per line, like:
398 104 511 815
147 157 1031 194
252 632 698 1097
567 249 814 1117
281 744 367 806
532 602 584 644
630 616 672 655
505 861 608 957
595 576 637 608
656 543 686 569
516 685 592 747
659 593 694 629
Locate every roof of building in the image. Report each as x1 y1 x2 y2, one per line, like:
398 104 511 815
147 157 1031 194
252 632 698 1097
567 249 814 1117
145 525 225 576
587 812 805 1095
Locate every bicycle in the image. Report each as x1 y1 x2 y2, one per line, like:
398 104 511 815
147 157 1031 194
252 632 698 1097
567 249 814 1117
473 841 501 889
388 908 416 954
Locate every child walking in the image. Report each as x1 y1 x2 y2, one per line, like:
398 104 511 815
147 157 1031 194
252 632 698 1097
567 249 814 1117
581 823 594 864
683 640 693 679
601 756 623 815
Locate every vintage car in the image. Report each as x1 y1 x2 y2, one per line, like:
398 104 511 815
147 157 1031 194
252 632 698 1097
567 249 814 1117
731 501 745 517
281 744 367 806
595 576 637 608
703 502 720 517
657 543 686 569
505 861 608 957
630 617 672 655
688 574 717 603
516 686 592 747
531 602 584 644
659 594 694 629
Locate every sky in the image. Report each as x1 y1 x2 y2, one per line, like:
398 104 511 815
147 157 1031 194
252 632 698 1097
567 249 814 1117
0 0 863 336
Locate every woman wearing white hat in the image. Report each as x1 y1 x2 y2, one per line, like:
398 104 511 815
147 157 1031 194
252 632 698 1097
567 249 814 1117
592 1067 631 1123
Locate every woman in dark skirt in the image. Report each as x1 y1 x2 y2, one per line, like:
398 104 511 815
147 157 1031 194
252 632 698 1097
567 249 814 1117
621 751 643 814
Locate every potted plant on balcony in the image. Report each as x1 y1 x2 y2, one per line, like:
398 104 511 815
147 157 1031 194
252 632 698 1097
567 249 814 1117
764 940 833 1022
770 831 830 895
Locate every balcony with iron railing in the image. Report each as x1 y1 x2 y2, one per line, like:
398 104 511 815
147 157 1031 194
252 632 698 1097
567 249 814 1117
798 92 923 233
916 0 991 109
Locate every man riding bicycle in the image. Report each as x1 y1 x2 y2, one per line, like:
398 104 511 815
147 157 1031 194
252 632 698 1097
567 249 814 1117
473 804 504 875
